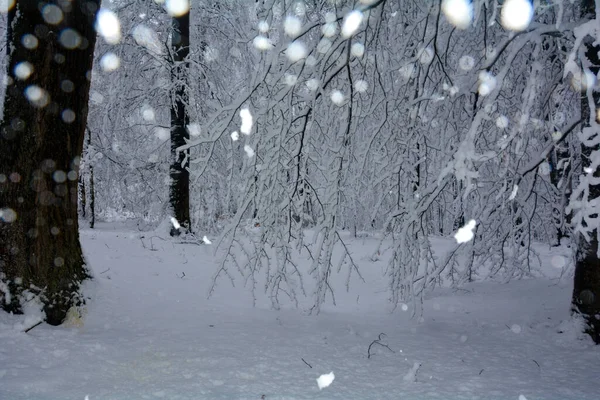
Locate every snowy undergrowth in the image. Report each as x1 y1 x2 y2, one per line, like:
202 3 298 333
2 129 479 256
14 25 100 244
0 222 598 400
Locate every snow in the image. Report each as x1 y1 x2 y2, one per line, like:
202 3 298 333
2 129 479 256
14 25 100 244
478 71 497 96
341 11 363 38
496 115 509 129
0 224 598 399
459 55 475 71
322 22 337 38
240 108 253 135
42 4 63 25
244 145 255 158
60 108 77 124
509 184 519 200
286 41 307 62
59 29 82 50
419 47 434 65
351 42 365 58
306 79 320 91
132 25 163 55
257 21 269 33
96 9 121 44
402 361 421 382
100 53 120 72
187 122 201 137
154 127 169 141
14 62 33 80
253 36 273 51
330 90 345 105
24 85 49 107
500 0 534 32
142 106 155 122
284 16 302 37
354 80 368 93
316 371 335 390
293 2 306 17
21 34 39 50
0 0 15 13
284 73 298 86
165 0 189 17
441 0 473 30
317 38 332 54
454 219 476 243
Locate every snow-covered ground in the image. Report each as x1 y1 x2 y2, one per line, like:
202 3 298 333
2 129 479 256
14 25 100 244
1 222 598 399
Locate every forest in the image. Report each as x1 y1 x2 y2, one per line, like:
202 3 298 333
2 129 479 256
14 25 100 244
0 1 599 399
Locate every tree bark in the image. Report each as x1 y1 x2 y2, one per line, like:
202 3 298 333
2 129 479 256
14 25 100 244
87 128 95 229
0 0 99 325
572 0 600 344
169 9 191 236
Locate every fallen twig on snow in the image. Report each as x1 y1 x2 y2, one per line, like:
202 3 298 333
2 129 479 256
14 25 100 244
24 320 43 333
368 333 394 359
301 358 312 368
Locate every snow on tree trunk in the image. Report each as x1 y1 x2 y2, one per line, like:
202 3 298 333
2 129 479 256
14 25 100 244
570 0 600 345
169 8 191 236
0 0 99 325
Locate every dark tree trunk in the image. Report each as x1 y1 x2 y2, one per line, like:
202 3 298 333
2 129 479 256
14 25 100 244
0 0 99 325
169 9 191 236
89 160 95 230
87 128 95 229
78 167 86 219
572 0 600 344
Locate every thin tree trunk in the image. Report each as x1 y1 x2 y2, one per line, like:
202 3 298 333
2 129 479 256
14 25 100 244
169 9 191 236
572 0 600 344
87 128 95 229
79 169 86 219
0 0 99 325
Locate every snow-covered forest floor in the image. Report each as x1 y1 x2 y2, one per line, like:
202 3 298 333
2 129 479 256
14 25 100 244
1 222 598 400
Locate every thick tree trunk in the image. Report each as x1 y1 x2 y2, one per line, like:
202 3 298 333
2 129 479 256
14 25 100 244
572 0 600 344
0 0 99 325
169 10 191 236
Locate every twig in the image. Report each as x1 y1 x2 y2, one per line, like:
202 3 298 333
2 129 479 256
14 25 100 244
99 268 110 274
532 359 540 370
368 333 394 359
24 320 43 333
301 358 312 368
479 369 484 375
178 271 186 279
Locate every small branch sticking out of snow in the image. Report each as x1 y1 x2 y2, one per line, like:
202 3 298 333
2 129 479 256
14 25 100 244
367 333 395 359
301 358 312 368
24 320 43 333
